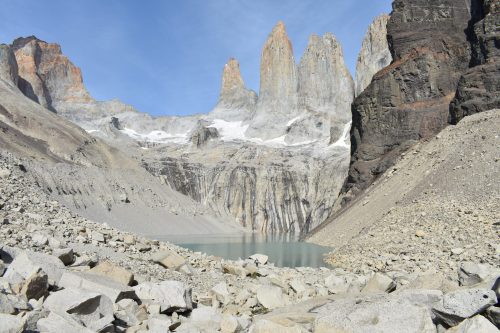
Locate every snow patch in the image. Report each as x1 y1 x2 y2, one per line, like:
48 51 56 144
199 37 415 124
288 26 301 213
121 127 189 144
330 121 351 149
207 119 249 141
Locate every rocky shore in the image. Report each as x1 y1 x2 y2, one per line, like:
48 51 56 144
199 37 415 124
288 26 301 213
1 150 499 332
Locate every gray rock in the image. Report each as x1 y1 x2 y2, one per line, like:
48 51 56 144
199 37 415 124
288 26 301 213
53 247 74 266
133 281 192 313
249 254 268 265
43 288 114 332
355 14 392 96
91 230 105 243
3 251 64 286
114 299 141 327
58 271 137 302
0 293 15 314
458 262 500 287
432 288 498 326
256 285 286 310
485 306 500 328
0 313 25 333
361 273 396 293
147 314 173 332
0 259 5 276
31 233 49 247
151 250 186 270
37 311 95 333
324 274 350 294
446 314 498 333
20 269 48 300
313 293 436 333
210 282 230 304
89 260 134 286
184 306 222 331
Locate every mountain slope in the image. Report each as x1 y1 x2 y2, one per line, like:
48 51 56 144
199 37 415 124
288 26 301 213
308 109 499 275
0 43 241 236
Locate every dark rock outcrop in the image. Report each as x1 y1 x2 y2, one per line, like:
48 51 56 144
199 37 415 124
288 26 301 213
190 122 219 147
347 0 474 193
450 0 500 123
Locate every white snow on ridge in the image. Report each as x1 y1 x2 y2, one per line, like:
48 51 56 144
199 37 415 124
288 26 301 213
286 115 302 127
121 127 189 144
330 121 351 149
207 119 249 141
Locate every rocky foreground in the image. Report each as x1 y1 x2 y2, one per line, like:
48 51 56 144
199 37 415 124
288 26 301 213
0 150 499 332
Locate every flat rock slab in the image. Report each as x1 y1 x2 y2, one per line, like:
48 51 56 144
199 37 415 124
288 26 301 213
37 312 95 333
43 288 114 332
133 281 192 314
58 271 137 303
89 260 134 286
256 285 287 310
432 288 498 326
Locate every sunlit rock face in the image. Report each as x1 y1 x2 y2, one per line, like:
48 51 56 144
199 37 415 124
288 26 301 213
355 14 392 97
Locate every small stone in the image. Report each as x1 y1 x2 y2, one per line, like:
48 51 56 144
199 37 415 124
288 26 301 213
220 314 240 333
151 250 185 270
91 231 105 243
451 248 464 255
123 235 136 245
361 273 396 293
415 230 426 238
31 233 48 247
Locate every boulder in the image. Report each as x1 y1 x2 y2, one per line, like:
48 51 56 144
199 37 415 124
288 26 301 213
485 306 500 328
53 248 74 266
0 313 25 333
220 314 240 333
3 251 64 286
458 262 500 287
147 314 173 332
313 293 435 333
89 260 134 286
151 250 186 270
114 299 141 327
184 306 222 331
20 269 48 300
133 281 192 313
324 274 350 294
222 263 248 277
446 314 498 333
256 286 286 310
210 282 230 304
249 319 303 333
43 288 114 332
37 312 95 333
249 254 268 265
91 231 105 243
432 288 497 326
31 233 48 247
58 271 137 302
361 273 396 293
0 293 16 314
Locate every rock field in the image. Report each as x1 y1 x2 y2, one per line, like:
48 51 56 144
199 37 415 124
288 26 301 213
0 148 499 332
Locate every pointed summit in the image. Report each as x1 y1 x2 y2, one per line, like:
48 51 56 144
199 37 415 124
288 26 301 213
211 58 257 120
220 58 245 96
258 20 297 105
298 32 353 119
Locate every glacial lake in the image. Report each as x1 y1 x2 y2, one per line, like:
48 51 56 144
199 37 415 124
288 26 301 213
155 233 332 268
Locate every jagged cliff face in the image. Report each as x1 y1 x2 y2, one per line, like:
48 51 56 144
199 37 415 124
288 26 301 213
450 0 500 122
355 15 392 97
12 36 92 111
346 0 474 194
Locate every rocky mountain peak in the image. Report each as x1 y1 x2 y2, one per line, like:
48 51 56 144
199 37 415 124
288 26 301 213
355 14 392 96
258 20 297 104
220 58 245 94
298 32 353 117
211 58 257 121
12 35 92 111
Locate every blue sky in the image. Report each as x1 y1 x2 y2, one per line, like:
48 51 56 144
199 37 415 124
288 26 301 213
0 0 392 116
